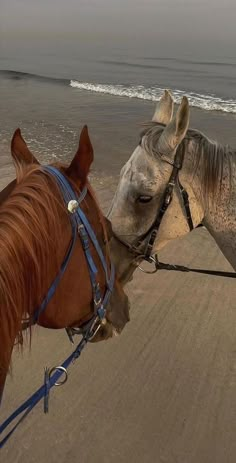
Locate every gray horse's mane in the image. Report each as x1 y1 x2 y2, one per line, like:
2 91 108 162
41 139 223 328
140 122 235 199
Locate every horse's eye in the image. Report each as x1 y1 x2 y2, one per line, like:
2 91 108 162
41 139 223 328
137 195 153 204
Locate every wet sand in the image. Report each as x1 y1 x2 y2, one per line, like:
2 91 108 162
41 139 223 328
1 101 236 462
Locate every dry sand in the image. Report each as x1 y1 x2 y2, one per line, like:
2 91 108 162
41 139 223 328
0 112 236 463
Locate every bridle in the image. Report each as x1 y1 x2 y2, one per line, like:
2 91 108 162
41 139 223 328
0 166 117 447
37 166 116 338
114 142 236 279
135 145 193 260
115 144 193 262
20 166 115 340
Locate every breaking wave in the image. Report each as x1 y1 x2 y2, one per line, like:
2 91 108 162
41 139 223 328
70 80 236 114
1 70 235 114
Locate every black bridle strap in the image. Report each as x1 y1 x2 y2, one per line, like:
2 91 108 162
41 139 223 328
178 180 194 231
140 150 186 258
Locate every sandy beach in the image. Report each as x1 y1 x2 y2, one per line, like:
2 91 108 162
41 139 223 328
1 98 236 462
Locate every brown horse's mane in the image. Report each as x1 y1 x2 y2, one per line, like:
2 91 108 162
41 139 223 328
141 122 236 201
0 166 67 359
183 129 234 200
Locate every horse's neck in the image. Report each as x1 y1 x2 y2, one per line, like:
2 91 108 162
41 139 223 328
186 136 236 271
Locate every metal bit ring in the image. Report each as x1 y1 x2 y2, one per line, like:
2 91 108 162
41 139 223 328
138 255 159 274
49 366 68 386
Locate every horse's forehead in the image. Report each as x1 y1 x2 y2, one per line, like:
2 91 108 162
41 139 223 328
122 146 154 182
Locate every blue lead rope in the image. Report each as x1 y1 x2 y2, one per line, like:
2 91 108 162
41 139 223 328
0 166 115 448
0 332 91 449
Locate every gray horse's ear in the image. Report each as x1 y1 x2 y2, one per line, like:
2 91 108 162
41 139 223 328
157 96 190 155
152 90 174 125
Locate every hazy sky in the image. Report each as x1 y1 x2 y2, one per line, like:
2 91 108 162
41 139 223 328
1 0 236 56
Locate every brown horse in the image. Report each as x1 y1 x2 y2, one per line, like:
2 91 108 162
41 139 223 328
0 126 130 400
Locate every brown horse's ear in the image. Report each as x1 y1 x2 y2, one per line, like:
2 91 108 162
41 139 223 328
66 125 94 185
11 129 39 169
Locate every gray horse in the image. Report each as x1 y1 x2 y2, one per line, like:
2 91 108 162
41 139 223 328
109 90 236 284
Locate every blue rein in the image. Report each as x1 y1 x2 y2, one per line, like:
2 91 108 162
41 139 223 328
0 166 115 448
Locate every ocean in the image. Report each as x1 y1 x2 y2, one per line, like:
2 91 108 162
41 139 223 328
1 47 236 173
